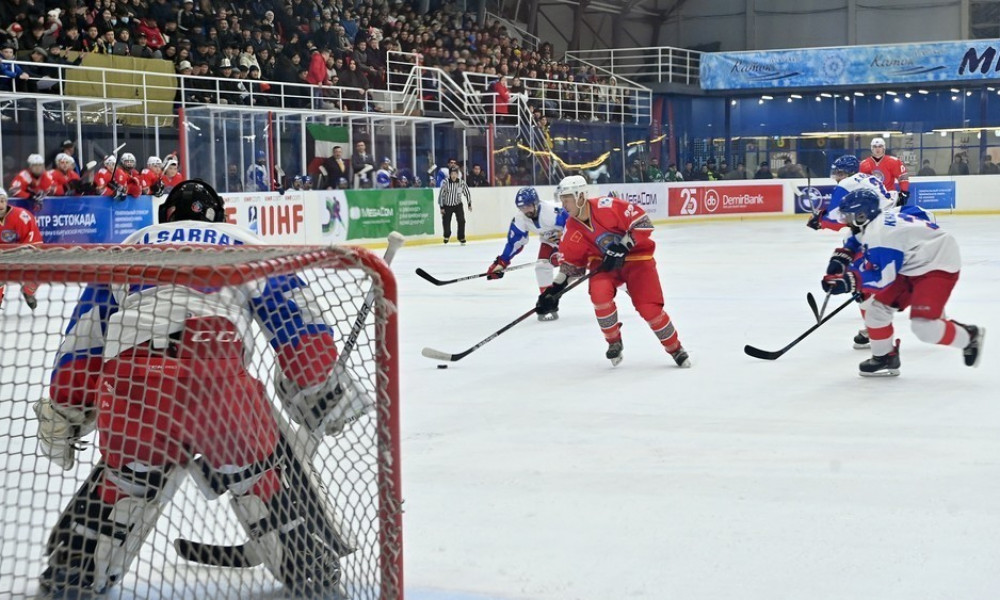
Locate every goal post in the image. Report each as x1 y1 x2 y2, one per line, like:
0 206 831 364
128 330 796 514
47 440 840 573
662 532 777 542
0 243 402 599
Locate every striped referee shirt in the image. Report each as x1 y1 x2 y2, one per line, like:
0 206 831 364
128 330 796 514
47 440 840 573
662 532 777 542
439 178 471 208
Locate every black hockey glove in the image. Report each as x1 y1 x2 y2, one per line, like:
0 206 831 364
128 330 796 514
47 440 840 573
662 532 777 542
806 210 826 230
826 247 853 275
150 180 165 197
602 235 635 271
536 278 568 315
896 190 910 207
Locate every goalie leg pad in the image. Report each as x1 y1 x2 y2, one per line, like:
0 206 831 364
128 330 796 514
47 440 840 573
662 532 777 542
276 363 374 436
41 463 182 594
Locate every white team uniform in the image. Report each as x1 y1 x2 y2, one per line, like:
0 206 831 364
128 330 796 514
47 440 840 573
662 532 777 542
855 211 960 292
827 173 894 225
499 200 569 289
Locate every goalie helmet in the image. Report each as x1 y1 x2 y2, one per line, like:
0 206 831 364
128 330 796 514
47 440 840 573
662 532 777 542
121 153 136 170
831 155 859 176
159 179 226 224
838 188 881 228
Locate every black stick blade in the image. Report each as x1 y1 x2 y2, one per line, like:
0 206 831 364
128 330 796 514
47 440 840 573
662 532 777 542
743 344 784 361
415 268 448 286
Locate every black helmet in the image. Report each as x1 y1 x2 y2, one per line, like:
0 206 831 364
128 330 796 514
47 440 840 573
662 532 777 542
159 179 226 223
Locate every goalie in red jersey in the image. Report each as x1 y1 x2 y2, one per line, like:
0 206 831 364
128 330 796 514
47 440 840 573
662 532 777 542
536 175 691 367
860 137 910 206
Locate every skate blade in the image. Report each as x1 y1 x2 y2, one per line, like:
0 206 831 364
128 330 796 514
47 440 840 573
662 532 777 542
609 355 623 367
853 342 870 350
537 312 559 322
859 369 899 377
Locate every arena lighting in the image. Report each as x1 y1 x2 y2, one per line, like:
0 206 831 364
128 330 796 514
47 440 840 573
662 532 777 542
966 91 973 96
932 126 1000 133
800 130 903 137
854 92 865 96
876 94 882 100
815 96 822 102
952 95 959 101
731 99 737 106
950 88 960 93
787 98 793 102
918 89 930 94
790 94 802 99
820 93 833 98
905 93 912 98
885 91 897 96
761 95 774 100
894 97 901 103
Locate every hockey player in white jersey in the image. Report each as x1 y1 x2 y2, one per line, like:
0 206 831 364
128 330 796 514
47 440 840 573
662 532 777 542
33 180 368 595
486 187 569 321
820 188 984 376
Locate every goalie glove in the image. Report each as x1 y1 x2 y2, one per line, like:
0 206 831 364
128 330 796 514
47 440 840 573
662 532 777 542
486 257 508 280
33 398 95 470
275 363 374 437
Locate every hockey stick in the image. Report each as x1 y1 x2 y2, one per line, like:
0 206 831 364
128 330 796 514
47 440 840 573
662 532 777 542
173 233 405 568
106 143 127 200
422 270 596 363
744 294 860 360
805 291 833 323
415 260 543 286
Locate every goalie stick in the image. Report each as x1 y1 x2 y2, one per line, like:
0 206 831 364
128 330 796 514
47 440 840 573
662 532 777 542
744 294 860 360
174 232 405 568
415 260 544 286
421 270 596 363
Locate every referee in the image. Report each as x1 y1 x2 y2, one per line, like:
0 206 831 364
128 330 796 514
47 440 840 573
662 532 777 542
439 166 472 244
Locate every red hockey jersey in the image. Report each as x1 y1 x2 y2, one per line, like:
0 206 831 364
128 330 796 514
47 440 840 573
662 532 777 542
0 205 43 244
48 168 81 196
560 196 655 270
8 169 55 199
860 154 909 193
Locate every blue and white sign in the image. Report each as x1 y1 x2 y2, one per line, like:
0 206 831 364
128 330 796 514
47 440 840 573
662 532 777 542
908 181 956 210
794 185 837 214
701 40 1000 90
11 195 155 243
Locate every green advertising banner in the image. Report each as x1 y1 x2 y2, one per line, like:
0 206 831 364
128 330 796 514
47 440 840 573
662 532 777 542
329 188 434 241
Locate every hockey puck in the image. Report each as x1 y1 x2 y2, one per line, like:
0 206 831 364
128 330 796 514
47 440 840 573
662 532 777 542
437 364 448 369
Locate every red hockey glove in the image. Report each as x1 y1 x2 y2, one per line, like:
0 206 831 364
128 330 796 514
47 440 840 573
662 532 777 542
821 270 860 295
486 257 509 280
826 247 853 275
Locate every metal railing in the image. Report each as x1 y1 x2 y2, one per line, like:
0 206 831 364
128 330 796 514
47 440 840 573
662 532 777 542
484 10 540 51
564 46 703 86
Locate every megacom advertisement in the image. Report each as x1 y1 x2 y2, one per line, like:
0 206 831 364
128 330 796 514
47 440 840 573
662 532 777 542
667 184 784 217
220 188 436 244
9 195 154 243
594 183 667 220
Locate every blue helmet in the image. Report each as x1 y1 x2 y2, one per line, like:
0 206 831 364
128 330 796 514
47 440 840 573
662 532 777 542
293 175 303 182
831 155 860 176
256 150 266 161
839 188 882 227
302 175 312 183
514 187 539 209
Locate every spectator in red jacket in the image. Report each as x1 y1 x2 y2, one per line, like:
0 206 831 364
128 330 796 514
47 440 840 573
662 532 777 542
307 48 331 86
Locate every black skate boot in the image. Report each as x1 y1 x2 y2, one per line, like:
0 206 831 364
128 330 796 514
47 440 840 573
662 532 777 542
669 346 692 368
606 340 623 366
853 328 870 349
956 322 985 367
22 291 37 311
859 341 901 377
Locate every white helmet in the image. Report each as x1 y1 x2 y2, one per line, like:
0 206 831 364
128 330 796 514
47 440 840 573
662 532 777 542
104 155 117 168
56 152 75 166
147 156 162 167
555 175 590 206
0 187 7 199
121 152 136 169
27 153 44 166
871 137 886 148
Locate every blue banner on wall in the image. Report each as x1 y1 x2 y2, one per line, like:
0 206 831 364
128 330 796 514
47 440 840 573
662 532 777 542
10 195 154 243
794 185 837 214
702 40 1000 90
908 181 956 210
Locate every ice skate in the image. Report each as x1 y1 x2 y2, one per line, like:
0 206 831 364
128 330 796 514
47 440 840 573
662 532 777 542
859 341 900 377
537 311 558 322
669 346 692 368
853 328 870 349
957 323 985 367
606 341 623 366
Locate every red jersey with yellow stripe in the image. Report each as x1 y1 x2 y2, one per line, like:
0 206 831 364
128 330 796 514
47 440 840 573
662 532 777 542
560 196 655 270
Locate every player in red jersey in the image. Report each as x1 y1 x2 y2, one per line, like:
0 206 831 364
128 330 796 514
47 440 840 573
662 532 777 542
160 157 185 193
140 156 165 195
49 153 82 196
536 175 691 367
860 137 910 206
94 156 126 197
8 154 55 207
0 187 43 310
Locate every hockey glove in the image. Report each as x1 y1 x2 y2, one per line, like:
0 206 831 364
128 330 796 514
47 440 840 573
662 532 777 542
549 251 564 267
486 257 509 280
602 235 635 271
806 210 827 230
826 247 854 275
275 363 374 437
33 398 96 470
896 190 910 207
821 270 860 296
150 180 165 197
536 278 568 315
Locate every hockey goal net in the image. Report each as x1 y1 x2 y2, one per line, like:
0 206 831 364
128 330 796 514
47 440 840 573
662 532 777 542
0 244 402 599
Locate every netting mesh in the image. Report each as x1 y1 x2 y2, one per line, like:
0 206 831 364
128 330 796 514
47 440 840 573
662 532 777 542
0 244 401 599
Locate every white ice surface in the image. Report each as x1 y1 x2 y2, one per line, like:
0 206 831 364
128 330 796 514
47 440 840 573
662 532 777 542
400 215 1000 600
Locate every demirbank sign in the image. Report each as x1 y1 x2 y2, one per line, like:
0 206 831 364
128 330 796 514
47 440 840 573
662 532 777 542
700 40 1000 90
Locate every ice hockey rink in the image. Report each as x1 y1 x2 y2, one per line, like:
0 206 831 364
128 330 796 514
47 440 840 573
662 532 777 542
1 214 998 600
399 214 1000 600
